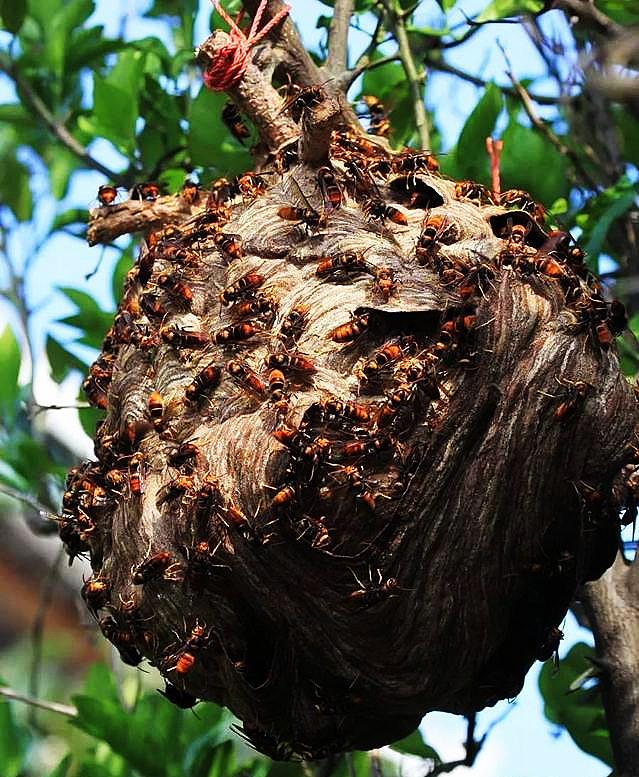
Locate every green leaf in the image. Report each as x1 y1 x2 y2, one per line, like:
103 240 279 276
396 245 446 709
594 0 639 25
476 0 544 22
47 754 73 777
0 0 26 34
83 664 121 707
0 325 21 422
71 695 170 777
390 729 441 761
583 188 637 260
0 154 33 221
500 120 569 205
52 208 87 232
452 83 502 183
46 336 89 382
46 147 79 199
435 0 458 10
188 87 252 175
57 286 113 348
0 698 29 777
92 49 145 154
539 642 613 765
183 734 234 777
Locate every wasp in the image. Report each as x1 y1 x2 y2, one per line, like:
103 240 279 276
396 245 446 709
362 198 407 226
226 359 267 396
372 266 396 301
337 436 390 460
99 615 143 666
236 172 269 199
271 484 296 509
330 312 370 343
97 184 118 206
500 188 545 223
159 681 199 709
82 576 110 618
168 442 199 470
194 476 223 541
220 272 265 305
83 374 109 410
454 180 493 205
376 383 416 429
552 378 590 422
360 339 412 382
323 397 373 427
416 213 452 267
278 205 326 231
231 295 277 321
273 138 299 173
282 84 327 122
214 321 262 345
128 452 146 495
160 325 210 348
268 368 287 402
440 312 476 340
156 474 196 507
133 551 182 584
392 149 439 176
317 166 342 211
174 622 213 675
181 179 201 205
348 572 398 606
222 101 251 144
157 273 193 306
185 363 223 403
360 94 391 138
213 232 243 260
140 292 166 320
266 351 316 374
533 253 565 278
316 251 371 279
499 220 532 267
130 181 160 201
280 305 309 344
148 391 165 428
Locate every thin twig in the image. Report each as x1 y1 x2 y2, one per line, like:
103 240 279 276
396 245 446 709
382 0 430 149
0 55 124 185
424 56 561 105
29 402 91 417
427 713 483 776
28 548 64 726
343 54 401 88
0 687 77 718
498 41 599 190
553 0 623 38
326 0 354 74
0 484 60 534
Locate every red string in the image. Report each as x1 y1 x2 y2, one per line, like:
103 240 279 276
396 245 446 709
203 0 291 91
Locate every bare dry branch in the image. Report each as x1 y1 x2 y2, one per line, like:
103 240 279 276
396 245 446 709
326 0 354 74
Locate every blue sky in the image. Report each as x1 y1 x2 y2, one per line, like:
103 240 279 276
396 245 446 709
0 1 610 773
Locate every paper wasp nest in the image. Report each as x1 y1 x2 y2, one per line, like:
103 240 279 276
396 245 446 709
61 90 638 759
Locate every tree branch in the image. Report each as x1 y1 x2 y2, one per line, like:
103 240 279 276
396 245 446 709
87 195 201 246
582 553 639 776
0 56 125 185
0 687 77 718
552 0 623 38
326 0 354 74
382 0 430 149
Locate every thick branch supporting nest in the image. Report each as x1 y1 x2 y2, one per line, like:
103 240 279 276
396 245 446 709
70 11 639 763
